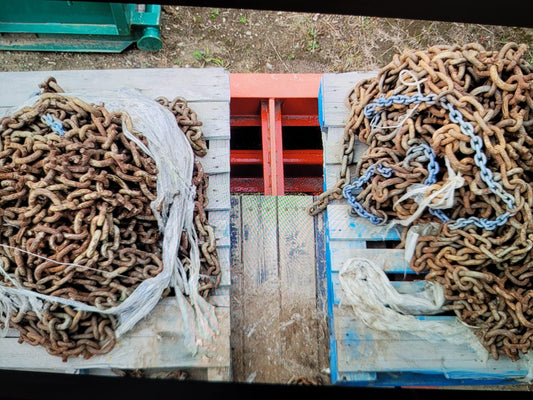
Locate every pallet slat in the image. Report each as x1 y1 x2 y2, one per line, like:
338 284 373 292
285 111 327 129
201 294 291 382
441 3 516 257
230 195 328 383
335 312 529 381
0 299 230 370
0 68 230 105
318 71 378 130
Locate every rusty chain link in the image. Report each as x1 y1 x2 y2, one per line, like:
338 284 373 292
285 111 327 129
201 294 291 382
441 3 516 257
0 77 221 361
311 42 533 361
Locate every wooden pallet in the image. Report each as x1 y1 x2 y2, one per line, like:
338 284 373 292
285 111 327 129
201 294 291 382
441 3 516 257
229 194 330 384
319 71 533 387
0 68 231 380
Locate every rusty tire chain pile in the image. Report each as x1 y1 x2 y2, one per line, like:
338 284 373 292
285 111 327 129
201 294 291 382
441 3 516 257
155 96 221 297
310 42 533 361
0 78 219 361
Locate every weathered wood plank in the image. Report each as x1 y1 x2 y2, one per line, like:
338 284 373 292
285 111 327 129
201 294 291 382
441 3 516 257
214 245 231 288
323 163 341 191
323 126 369 165
191 101 230 140
240 195 281 383
207 367 232 382
0 68 230 106
201 139 230 175
334 311 530 381
208 210 231 247
0 101 230 141
314 197 328 315
0 298 230 370
206 174 231 211
208 290 230 308
241 196 279 287
319 71 378 129
313 197 331 382
326 204 403 241
231 195 329 383
327 243 411 273
278 196 316 301
328 243 412 276
329 272 428 305
278 196 320 378
229 196 244 382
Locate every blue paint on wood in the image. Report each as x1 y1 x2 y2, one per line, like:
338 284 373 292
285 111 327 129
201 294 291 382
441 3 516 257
324 209 341 384
337 371 377 383
318 78 325 130
336 371 522 387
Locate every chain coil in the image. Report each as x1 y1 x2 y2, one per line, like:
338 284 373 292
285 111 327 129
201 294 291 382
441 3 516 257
0 77 221 361
311 42 533 361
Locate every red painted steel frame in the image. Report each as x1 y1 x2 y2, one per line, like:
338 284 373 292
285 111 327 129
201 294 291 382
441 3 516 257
230 73 323 194
261 98 285 195
230 150 323 165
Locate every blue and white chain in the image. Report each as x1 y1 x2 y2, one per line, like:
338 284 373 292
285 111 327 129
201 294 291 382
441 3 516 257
41 114 65 136
342 162 393 225
405 143 451 224
343 92 515 230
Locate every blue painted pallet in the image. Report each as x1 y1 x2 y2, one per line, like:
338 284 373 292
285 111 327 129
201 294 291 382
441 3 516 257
319 72 533 387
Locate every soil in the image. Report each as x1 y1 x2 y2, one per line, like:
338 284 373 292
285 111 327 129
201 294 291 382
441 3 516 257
0 6 532 73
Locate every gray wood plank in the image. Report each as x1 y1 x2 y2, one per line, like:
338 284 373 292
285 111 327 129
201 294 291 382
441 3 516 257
242 196 279 288
202 139 230 175
313 198 331 382
326 204 403 241
240 195 281 383
0 101 230 141
334 311 530 381
229 195 245 382
214 245 231 288
329 272 428 305
0 68 229 106
328 242 411 274
323 126 368 165
0 298 230 370
320 71 378 128
208 210 231 248
233 195 330 384
206 174 231 211
324 163 342 191
192 101 230 140
278 196 320 378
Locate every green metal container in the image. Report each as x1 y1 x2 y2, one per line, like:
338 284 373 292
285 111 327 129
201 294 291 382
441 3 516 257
0 1 162 52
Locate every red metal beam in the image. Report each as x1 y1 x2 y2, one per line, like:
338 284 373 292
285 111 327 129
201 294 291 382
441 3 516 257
230 73 322 99
231 115 319 127
261 98 285 195
231 177 323 195
231 149 323 165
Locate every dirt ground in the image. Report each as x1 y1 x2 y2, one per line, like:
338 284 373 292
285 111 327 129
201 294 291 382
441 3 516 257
0 5 532 73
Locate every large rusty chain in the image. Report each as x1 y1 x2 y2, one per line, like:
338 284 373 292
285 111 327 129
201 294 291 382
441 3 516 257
310 42 533 361
0 78 221 361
